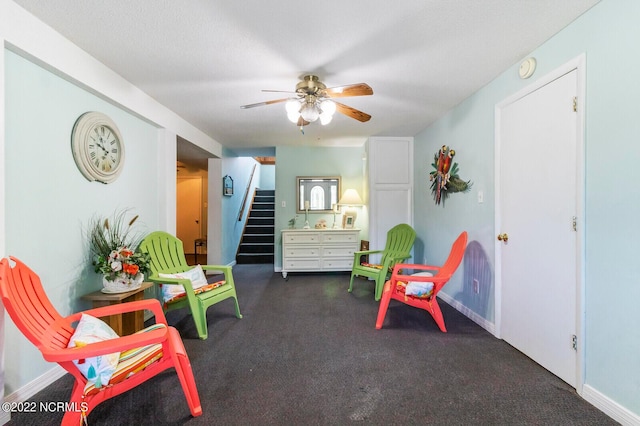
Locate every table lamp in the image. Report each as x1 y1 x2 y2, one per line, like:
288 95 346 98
338 189 363 228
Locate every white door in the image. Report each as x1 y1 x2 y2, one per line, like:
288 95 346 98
177 177 202 253
368 137 414 262
497 69 579 386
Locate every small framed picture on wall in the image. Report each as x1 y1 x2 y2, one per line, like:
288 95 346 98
223 175 234 196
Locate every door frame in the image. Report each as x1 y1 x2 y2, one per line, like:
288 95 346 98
494 54 586 391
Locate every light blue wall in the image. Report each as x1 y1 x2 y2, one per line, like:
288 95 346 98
220 151 261 264
274 145 367 270
4 50 162 392
414 0 640 416
260 164 275 190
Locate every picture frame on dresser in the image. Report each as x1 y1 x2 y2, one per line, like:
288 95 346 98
343 213 356 229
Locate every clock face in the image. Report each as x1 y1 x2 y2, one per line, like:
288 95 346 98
71 112 125 183
88 124 121 174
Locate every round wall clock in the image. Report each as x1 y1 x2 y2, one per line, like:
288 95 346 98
71 111 125 183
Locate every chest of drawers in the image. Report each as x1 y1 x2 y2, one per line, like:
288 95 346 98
281 229 360 278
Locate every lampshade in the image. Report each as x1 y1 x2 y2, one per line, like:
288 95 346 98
338 189 363 206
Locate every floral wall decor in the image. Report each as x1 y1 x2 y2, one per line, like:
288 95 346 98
429 145 472 205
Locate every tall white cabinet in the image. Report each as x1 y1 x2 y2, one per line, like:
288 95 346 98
367 137 414 260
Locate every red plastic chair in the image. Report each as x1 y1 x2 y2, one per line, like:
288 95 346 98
0 256 202 425
376 231 467 332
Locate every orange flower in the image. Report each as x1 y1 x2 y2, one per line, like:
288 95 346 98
120 248 134 257
122 263 139 275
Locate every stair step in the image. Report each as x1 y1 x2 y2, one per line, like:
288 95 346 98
245 226 274 234
238 243 274 254
248 218 274 226
242 234 274 243
250 210 274 218
252 204 275 210
254 196 275 202
236 254 274 264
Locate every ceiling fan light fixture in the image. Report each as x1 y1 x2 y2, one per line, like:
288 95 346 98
300 102 320 122
319 114 332 125
319 100 335 125
320 111 333 125
285 99 300 114
242 75 372 127
287 111 300 123
320 99 336 116
286 99 301 123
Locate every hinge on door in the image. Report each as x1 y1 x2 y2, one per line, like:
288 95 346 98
572 334 578 351
571 216 577 232
572 96 577 112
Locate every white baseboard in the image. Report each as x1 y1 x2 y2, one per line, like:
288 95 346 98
437 291 496 336
581 384 640 426
4 365 67 405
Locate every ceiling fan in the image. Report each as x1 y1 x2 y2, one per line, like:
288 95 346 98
240 75 373 127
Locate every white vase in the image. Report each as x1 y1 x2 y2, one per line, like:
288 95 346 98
102 273 144 293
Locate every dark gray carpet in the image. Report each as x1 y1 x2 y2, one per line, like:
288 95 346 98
7 265 616 425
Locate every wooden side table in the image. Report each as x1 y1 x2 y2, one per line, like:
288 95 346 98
81 282 154 336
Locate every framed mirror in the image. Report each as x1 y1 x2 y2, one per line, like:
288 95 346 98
296 176 341 213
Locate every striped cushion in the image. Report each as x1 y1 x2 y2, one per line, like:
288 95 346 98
163 280 226 306
360 263 394 273
360 262 383 269
83 323 166 396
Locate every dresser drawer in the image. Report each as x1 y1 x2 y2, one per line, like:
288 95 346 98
321 232 358 244
283 232 320 244
283 258 322 270
321 246 357 258
283 247 319 258
322 258 354 270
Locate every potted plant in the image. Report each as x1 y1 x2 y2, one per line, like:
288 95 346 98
88 210 151 293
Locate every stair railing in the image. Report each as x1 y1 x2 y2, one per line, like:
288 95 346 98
238 164 257 221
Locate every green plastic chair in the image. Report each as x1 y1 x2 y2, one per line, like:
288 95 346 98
348 223 416 301
139 231 242 340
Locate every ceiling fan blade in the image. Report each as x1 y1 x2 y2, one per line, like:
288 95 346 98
262 89 297 94
297 116 310 127
335 102 371 122
323 83 373 98
240 98 289 109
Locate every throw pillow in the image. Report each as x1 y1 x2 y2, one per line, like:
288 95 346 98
67 313 120 391
404 271 435 298
158 264 209 303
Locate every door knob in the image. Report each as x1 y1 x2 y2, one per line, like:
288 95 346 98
497 233 509 242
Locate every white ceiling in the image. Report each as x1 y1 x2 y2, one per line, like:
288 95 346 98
13 0 599 156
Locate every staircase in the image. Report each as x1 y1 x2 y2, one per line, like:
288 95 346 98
236 189 275 264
